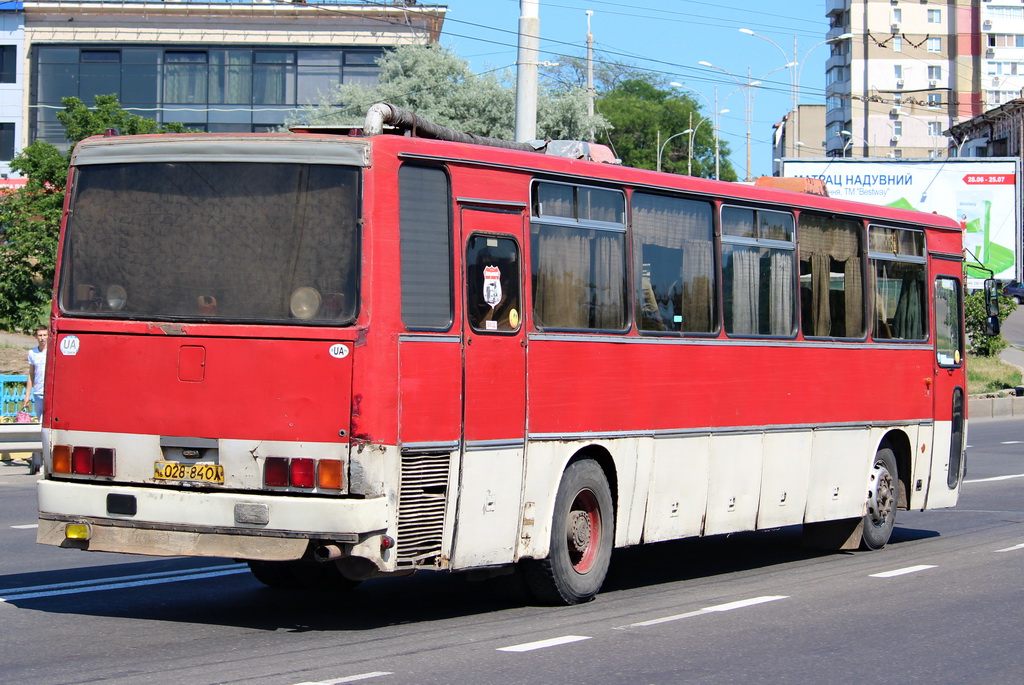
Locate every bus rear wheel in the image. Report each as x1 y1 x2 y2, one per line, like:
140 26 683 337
861 447 898 550
522 459 614 605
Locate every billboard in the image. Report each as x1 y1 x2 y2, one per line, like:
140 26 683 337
781 158 1021 283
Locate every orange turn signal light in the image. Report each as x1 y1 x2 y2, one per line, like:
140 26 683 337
318 460 343 490
52 445 72 474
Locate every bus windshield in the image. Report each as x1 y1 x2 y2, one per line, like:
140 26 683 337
59 161 360 325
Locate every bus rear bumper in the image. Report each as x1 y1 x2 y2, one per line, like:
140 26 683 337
36 479 390 562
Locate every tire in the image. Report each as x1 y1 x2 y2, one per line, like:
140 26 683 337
861 447 898 550
522 459 614 605
247 559 360 591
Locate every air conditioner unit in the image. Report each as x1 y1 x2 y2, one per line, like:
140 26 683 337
986 47 995 57
891 135 901 142
984 19 992 29
891 105 902 114
896 79 905 87
891 22 901 32
993 76 1001 84
929 79 938 87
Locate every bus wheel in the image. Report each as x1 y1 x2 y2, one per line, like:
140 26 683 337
861 447 898 550
522 459 613 605
247 559 360 591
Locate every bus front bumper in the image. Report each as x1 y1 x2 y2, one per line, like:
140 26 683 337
36 479 390 562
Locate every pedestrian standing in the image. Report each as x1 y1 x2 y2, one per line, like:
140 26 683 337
23 325 47 475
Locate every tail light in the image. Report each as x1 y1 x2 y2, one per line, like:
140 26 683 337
54 445 115 477
263 456 343 491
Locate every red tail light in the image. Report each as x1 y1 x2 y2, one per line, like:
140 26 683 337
72 446 93 474
290 458 316 489
93 448 115 477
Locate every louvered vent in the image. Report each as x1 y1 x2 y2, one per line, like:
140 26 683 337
396 451 450 566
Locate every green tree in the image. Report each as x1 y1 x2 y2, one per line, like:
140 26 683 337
965 290 1017 357
289 44 603 141
0 95 187 330
596 78 737 180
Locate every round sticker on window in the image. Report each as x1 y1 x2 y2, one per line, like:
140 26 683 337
509 308 519 328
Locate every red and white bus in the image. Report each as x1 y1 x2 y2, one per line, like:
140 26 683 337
38 104 969 604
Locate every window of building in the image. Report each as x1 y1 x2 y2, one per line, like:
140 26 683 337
892 8 902 24
893 120 903 136
989 34 1024 48
928 9 941 23
0 122 15 161
894 64 903 79
990 7 1024 21
633 193 716 334
164 51 208 104
531 182 627 330
928 65 942 80
928 93 942 107
254 51 296 105
927 37 942 53
400 165 452 330
798 213 865 338
209 50 252 105
870 226 926 340
297 50 342 105
893 36 903 52
928 121 942 136
0 45 14 83
892 149 903 159
343 50 384 86
721 206 796 337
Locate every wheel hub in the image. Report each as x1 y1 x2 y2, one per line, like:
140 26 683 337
867 463 894 526
568 509 592 552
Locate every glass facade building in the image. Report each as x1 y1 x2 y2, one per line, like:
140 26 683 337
32 44 385 147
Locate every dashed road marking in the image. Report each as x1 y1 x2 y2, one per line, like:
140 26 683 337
870 565 936 578
626 595 789 628
497 635 591 652
292 673 392 685
995 543 1024 553
9 524 38 529
963 473 1024 484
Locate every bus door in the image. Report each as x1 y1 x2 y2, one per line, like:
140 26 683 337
451 203 528 568
926 271 966 509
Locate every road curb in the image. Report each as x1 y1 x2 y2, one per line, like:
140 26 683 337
968 395 1024 421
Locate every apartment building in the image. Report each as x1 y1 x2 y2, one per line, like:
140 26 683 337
0 1 446 177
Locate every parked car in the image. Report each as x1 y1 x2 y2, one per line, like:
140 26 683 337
1002 280 1024 303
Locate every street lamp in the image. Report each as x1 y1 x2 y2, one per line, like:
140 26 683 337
656 130 689 172
840 129 864 157
668 82 728 179
699 60 793 181
739 29 853 157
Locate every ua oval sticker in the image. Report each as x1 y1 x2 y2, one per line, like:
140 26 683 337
328 343 350 359
60 335 81 356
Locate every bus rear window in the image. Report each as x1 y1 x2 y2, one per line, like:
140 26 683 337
60 161 360 324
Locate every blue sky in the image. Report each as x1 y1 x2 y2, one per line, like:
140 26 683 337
435 0 831 178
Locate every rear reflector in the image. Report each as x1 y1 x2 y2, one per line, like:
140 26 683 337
264 457 289 487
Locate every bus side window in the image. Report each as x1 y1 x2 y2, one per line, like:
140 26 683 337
798 213 865 339
868 226 927 341
467 235 521 333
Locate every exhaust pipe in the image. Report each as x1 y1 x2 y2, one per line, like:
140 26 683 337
313 544 344 563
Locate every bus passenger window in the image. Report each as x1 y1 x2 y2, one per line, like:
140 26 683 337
633 193 715 333
798 213 865 338
467 235 521 332
722 206 796 337
869 226 927 341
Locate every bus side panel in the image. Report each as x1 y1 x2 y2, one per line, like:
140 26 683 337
704 432 762 536
925 420 959 509
803 427 873 523
757 431 812 529
398 337 462 445
642 436 711 544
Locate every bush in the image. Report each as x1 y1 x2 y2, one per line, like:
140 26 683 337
965 290 1017 357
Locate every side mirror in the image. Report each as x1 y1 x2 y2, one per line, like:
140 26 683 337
987 315 1001 336
984 278 1001 317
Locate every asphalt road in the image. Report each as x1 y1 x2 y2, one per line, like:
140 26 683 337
1 419 1021 685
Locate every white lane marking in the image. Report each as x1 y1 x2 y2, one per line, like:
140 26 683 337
497 635 591 652
9 524 38 529
999 441 1024 445
0 563 249 601
293 673 393 685
963 473 1024 484
870 565 936 578
995 543 1024 553
627 595 789 628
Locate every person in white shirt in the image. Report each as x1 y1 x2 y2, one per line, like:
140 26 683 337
23 325 48 418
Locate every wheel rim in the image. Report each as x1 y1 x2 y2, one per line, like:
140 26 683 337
867 460 895 528
566 488 601 573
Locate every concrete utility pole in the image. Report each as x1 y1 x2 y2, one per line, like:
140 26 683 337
515 0 540 142
586 9 595 142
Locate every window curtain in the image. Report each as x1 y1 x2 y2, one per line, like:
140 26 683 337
770 250 794 335
799 218 864 337
729 247 760 334
533 226 589 328
592 233 626 329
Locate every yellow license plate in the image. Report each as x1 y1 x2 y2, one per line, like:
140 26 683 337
154 461 224 484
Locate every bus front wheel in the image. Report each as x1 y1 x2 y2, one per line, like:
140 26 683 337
522 459 614 605
861 447 898 550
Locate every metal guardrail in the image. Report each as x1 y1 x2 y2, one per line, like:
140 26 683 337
0 422 42 456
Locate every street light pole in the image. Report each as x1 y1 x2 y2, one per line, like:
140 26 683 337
669 82 727 180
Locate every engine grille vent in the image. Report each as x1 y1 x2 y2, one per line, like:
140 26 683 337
396 451 450 566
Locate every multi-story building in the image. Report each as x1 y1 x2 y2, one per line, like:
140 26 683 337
0 1 446 177
823 0 981 159
771 104 825 175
